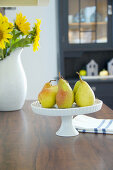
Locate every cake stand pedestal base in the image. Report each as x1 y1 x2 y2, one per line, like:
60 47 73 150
56 116 79 137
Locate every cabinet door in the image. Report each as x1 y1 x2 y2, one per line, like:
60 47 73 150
62 0 112 50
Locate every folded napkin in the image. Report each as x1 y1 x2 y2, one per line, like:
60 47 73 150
73 115 113 134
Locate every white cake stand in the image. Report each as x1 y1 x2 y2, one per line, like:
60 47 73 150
31 99 103 137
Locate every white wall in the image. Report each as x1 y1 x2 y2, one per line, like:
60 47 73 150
5 0 58 100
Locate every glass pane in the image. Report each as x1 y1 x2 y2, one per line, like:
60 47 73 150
68 0 80 43
68 0 79 24
80 0 96 43
68 0 108 44
96 0 108 43
80 0 96 23
68 27 80 44
80 32 95 43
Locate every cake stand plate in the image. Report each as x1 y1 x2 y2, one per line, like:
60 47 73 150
31 99 103 137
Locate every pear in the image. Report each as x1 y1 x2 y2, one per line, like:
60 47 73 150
99 69 108 76
73 74 83 103
56 73 74 108
42 81 52 89
75 73 95 107
73 80 81 95
38 80 58 108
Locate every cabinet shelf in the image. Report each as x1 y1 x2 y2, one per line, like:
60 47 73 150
69 22 107 27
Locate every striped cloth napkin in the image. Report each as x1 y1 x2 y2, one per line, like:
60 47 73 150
73 115 113 134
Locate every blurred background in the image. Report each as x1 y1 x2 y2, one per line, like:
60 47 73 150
1 0 58 100
1 0 113 109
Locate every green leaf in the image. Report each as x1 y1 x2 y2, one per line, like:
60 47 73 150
12 38 31 48
8 38 32 55
12 29 23 41
0 49 4 60
13 32 22 40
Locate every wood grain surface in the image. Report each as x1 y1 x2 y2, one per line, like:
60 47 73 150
0 101 113 170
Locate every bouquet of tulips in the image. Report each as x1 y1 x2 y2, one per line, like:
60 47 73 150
0 12 41 60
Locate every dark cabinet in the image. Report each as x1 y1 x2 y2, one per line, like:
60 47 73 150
58 0 113 76
59 0 113 52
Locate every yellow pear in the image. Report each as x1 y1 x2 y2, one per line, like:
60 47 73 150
75 73 95 107
99 69 108 76
38 80 58 108
56 73 74 108
42 81 52 89
73 73 83 103
73 80 81 95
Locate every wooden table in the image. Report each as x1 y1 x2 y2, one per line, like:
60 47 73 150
0 101 113 170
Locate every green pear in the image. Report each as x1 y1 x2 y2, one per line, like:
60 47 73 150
56 73 74 108
75 73 95 107
73 80 81 94
38 80 58 108
73 73 83 103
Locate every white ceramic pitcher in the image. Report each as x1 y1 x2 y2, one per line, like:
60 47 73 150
0 48 27 111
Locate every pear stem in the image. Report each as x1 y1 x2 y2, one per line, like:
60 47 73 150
76 72 83 82
59 72 61 79
59 72 64 79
